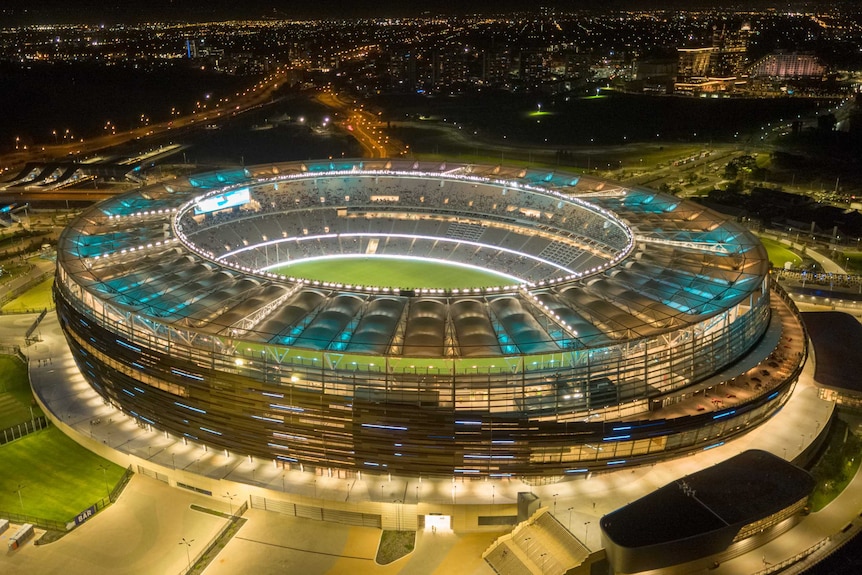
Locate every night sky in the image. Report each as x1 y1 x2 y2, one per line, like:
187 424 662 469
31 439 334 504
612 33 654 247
1 0 838 23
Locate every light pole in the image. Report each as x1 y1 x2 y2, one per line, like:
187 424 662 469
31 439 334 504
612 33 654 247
14 483 24 511
567 507 574 530
553 493 558 515
584 521 591 548
540 552 548 574
179 537 194 571
223 492 237 516
98 464 111 500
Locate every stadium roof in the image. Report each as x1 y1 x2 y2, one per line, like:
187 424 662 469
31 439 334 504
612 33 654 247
57 159 769 360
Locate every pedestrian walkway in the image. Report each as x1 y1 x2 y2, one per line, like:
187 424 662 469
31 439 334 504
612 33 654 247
17 309 862 575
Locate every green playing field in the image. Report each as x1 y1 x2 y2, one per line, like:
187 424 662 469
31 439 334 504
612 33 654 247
269 256 518 289
759 237 803 269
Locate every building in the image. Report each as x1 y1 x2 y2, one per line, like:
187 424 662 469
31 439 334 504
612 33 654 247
54 159 805 480
676 47 715 83
675 24 751 95
601 450 815 574
748 52 825 80
803 311 862 408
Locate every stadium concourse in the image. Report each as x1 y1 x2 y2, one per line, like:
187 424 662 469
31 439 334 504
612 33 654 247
32 158 838 573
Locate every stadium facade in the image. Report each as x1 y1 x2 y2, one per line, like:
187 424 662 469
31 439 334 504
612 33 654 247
54 159 806 479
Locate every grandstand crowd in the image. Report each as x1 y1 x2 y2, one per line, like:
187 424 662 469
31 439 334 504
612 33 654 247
176 175 630 284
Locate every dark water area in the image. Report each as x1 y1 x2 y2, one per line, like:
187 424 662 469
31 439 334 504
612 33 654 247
1 61 251 151
1 60 361 164
374 91 835 146
170 96 362 166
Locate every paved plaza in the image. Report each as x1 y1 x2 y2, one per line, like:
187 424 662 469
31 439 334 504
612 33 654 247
0 303 861 574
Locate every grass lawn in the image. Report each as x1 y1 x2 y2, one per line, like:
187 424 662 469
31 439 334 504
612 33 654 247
844 252 862 274
0 262 32 286
0 426 126 521
759 237 803 269
376 530 416 565
809 419 862 512
270 256 516 288
0 354 42 429
1 275 54 313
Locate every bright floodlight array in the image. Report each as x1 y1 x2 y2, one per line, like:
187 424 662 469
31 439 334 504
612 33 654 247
54 158 803 478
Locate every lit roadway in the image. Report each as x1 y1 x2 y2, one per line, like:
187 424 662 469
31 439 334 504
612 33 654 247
0 65 293 177
315 90 406 159
9 311 851 575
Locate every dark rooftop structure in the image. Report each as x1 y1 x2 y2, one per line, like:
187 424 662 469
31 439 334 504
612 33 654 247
802 311 862 394
601 450 814 574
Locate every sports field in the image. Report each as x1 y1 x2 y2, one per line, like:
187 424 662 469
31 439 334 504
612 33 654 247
270 255 518 289
0 426 126 521
759 237 803 269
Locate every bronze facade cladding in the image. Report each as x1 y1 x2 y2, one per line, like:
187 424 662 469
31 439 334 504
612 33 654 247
54 159 802 477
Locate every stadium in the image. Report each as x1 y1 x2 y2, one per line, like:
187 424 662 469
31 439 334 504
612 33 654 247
53 158 806 479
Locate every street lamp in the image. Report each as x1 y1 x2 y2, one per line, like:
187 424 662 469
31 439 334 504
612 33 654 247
98 464 111 500
553 493 559 515
584 521 591 548
179 537 195 571
223 492 237 516
567 507 574 530
14 483 24 511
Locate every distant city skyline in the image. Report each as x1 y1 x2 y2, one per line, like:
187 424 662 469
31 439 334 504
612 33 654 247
2 0 854 23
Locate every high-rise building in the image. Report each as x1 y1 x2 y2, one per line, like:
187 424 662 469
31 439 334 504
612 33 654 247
677 47 715 82
675 23 751 95
710 23 750 77
748 52 825 79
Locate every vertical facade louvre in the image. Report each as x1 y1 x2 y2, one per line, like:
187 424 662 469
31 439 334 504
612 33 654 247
54 161 802 478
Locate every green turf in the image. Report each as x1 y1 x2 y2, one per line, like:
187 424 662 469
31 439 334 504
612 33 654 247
759 237 803 269
1 275 55 313
0 354 42 429
0 426 126 521
808 419 862 512
270 256 516 289
844 252 862 273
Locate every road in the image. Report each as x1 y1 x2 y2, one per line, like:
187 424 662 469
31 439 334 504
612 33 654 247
1 65 293 177
315 91 405 158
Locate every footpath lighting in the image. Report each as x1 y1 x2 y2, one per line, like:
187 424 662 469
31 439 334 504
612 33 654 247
179 537 195 571
98 464 110 500
223 492 237 516
14 483 25 511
